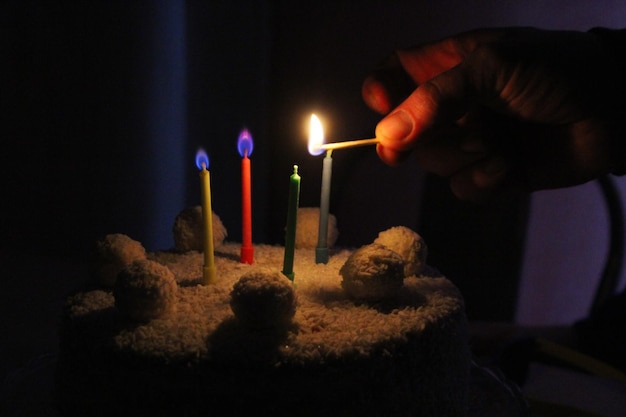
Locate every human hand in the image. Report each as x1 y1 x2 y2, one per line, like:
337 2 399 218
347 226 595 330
362 27 625 201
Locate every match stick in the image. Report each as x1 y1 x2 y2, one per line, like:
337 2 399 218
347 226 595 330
318 138 379 151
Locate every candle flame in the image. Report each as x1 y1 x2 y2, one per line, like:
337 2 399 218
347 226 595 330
308 114 325 156
195 149 210 170
237 128 254 158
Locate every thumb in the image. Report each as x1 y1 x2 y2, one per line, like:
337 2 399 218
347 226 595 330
375 62 477 152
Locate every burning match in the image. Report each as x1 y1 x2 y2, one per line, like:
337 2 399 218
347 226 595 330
318 138 379 151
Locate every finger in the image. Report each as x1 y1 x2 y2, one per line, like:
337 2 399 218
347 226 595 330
395 28 502 83
449 156 508 202
362 29 500 115
362 53 416 114
362 39 467 114
375 63 475 151
414 132 488 176
376 143 411 166
395 40 464 84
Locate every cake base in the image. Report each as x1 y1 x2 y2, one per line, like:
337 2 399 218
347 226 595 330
55 243 471 417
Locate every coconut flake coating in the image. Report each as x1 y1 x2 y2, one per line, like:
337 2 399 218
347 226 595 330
172 206 228 252
374 225 427 277
58 226 470 417
92 233 147 287
230 271 296 329
295 207 338 249
114 259 178 322
340 243 406 301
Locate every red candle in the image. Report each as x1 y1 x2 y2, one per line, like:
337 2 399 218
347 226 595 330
238 128 254 264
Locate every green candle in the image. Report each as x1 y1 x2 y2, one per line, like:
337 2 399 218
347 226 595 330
282 165 301 281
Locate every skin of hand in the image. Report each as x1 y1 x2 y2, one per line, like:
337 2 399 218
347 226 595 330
362 27 626 201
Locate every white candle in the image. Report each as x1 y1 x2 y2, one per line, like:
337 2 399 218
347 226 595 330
316 150 332 264
308 114 331 264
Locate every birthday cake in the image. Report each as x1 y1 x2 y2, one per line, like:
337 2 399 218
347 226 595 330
54 207 471 417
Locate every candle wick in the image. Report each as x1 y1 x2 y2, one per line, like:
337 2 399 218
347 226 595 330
201 162 207 170
326 149 333 158
244 148 249 158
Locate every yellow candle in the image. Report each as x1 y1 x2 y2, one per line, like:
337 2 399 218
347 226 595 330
196 149 217 284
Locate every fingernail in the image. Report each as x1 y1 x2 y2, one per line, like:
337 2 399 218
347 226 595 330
377 110 414 143
482 157 506 175
460 136 487 153
376 144 405 166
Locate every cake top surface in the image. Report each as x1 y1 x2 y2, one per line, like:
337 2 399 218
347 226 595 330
66 240 464 369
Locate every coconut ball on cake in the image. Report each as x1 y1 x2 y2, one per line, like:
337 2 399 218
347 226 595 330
374 226 427 277
172 206 227 252
114 259 178 322
230 270 297 329
340 243 406 301
295 207 338 249
92 233 147 287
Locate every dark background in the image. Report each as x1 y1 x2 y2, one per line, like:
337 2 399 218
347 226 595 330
2 0 625 385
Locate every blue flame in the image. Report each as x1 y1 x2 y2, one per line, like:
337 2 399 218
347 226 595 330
195 148 209 170
237 128 254 158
